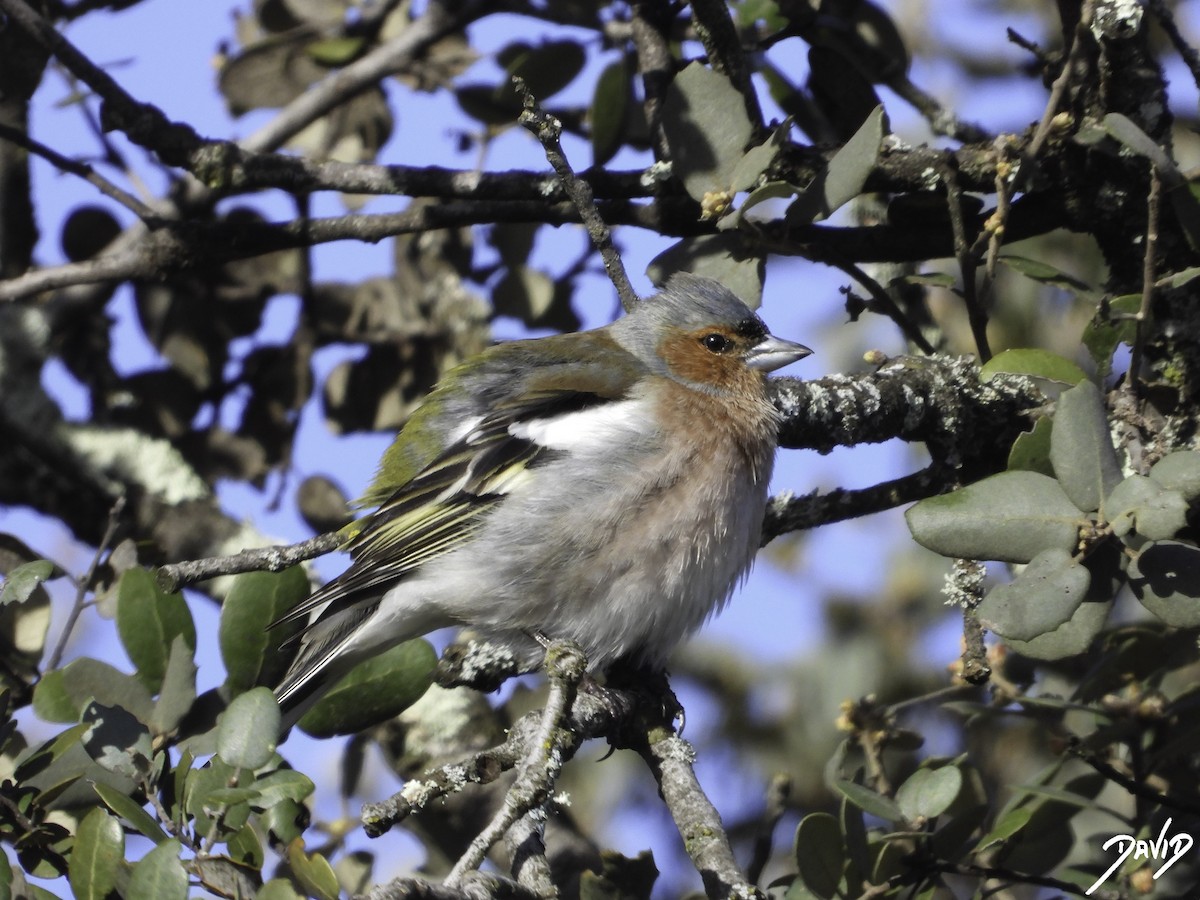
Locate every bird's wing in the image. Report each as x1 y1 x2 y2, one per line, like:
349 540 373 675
273 338 646 633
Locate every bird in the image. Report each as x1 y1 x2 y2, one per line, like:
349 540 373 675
272 273 811 723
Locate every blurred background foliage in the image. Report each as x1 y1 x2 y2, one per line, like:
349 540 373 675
1 0 1200 897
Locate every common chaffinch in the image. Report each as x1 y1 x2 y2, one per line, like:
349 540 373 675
273 273 810 719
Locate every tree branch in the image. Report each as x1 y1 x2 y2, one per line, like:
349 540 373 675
514 79 640 311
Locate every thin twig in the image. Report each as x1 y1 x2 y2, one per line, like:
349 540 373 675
1128 166 1161 393
363 673 638 838
761 463 959 544
923 859 1121 900
513 77 640 312
0 0 207 166
444 640 587 887
941 158 992 361
1144 0 1200 91
1069 740 1200 818
155 531 341 593
941 558 991 684
747 773 791 886
629 2 676 160
47 496 125 670
826 256 936 354
0 123 161 222
1024 1 1096 165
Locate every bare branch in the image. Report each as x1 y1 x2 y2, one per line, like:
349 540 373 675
242 0 484 154
0 122 161 222
444 640 586 886
635 730 759 899
47 495 126 670
514 78 641 312
155 531 342 594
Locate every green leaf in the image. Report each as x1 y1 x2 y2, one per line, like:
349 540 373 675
661 62 755 203
832 779 902 822
1103 475 1188 541
299 640 435 737
787 105 886 225
905 471 1082 563
81 702 153 779
194 856 261 900
1049 381 1122 513
0 560 55 605
260 799 308 846
151 635 198 737
793 813 844 899
1150 450 1200 502
93 781 169 844
1007 416 1054 477
1129 541 1200 626
591 58 630 168
334 850 374 896
250 769 316 809
127 839 187 900
977 548 1090 641
220 566 309 696
218 687 280 770
257 880 306 900
840 798 869 894
729 125 786 194
287 843 340 900
227 823 264 869
735 180 798 223
1082 294 1140 378
500 39 586 101
1102 113 1178 176
1161 266 1200 289
930 804 989 861
304 35 365 66
997 256 1095 297
646 234 765 309
14 721 89 782
69 807 124 900
31 670 78 724
869 840 906 885
980 348 1087 385
454 83 523 126
206 786 262 806
1004 597 1113 661
184 757 241 836
975 806 1032 851
32 658 155 725
117 568 196 693
902 271 958 289
895 766 963 822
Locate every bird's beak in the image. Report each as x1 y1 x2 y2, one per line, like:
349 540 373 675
745 335 813 372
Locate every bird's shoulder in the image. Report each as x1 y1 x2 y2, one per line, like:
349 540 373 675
357 329 646 508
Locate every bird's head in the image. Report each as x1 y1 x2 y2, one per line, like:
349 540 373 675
612 273 811 396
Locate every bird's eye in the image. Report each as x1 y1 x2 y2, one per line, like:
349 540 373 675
701 333 733 353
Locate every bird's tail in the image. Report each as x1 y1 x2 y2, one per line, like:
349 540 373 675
274 638 365 732
272 594 447 732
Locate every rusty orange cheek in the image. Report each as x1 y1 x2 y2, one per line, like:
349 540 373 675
658 331 744 388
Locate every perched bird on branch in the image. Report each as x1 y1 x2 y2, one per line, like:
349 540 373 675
273 273 810 724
